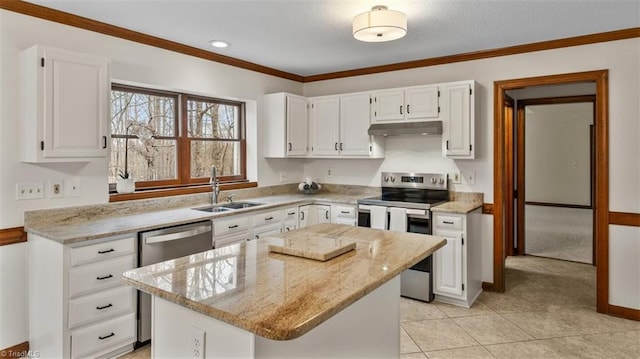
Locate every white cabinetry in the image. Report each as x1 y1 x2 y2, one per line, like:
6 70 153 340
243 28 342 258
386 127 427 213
29 234 137 358
309 93 384 158
20 44 110 162
371 85 439 123
251 209 283 240
214 215 250 248
331 204 357 226
432 209 482 307
264 92 308 157
282 207 299 232
298 204 331 228
442 81 475 159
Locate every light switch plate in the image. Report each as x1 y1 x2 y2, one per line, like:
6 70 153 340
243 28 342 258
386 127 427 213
451 171 462 184
49 180 64 198
16 182 45 200
462 171 476 185
66 179 81 197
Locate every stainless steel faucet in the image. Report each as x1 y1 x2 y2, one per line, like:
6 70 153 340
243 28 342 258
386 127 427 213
210 165 220 204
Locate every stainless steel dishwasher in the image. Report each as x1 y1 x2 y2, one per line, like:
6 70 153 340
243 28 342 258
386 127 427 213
137 220 213 344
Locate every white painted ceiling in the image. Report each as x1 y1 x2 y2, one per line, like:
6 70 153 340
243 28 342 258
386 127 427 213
25 0 640 77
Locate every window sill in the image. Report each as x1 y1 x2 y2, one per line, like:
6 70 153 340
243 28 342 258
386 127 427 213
109 182 258 202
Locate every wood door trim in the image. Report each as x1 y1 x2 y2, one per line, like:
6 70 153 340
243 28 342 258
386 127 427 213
516 103 526 255
493 70 609 315
608 305 640 321
609 212 640 227
0 227 27 246
482 203 494 215
0 2 637 83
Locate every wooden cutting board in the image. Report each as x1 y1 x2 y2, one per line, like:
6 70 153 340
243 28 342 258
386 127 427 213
268 235 356 262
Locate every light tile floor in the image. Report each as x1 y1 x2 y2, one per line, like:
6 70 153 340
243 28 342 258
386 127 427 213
402 256 640 359
121 256 639 359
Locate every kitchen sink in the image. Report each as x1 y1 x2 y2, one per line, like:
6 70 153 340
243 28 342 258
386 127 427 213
192 201 264 213
219 201 264 210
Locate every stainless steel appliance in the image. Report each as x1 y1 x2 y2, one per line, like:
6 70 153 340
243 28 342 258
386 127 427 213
137 220 213 344
357 172 448 302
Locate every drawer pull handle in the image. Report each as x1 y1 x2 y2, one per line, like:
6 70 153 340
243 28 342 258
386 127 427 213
228 224 239 229
340 211 350 214
96 303 113 310
97 248 115 254
96 274 113 280
443 221 454 224
265 216 274 220
99 332 115 340
287 212 295 215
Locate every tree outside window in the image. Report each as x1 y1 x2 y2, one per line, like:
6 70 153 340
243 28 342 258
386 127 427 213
109 86 245 190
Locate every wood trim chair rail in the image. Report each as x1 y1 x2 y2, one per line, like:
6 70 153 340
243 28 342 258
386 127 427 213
0 227 27 246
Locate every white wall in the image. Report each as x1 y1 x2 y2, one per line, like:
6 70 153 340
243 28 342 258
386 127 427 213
303 38 640 309
0 10 303 348
524 103 593 206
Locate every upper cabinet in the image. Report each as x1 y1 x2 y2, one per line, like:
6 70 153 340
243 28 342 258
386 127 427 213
442 81 475 159
308 93 384 158
20 45 110 162
264 93 308 157
371 85 439 123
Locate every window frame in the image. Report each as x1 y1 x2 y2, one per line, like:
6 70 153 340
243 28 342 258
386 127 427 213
109 84 247 192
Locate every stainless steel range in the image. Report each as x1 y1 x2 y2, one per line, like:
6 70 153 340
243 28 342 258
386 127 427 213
357 172 448 302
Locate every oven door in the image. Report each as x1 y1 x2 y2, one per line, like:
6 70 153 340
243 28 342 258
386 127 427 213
406 209 431 235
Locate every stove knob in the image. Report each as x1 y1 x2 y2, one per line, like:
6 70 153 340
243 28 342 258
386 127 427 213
383 176 389 182
430 177 437 184
390 176 395 182
438 178 445 185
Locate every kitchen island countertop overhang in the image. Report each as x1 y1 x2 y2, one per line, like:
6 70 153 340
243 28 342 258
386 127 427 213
122 223 446 341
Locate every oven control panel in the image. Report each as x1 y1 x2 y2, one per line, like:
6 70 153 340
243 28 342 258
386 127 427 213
381 172 447 189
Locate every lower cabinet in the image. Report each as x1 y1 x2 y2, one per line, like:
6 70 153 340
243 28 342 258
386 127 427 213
331 204 356 226
282 207 298 232
28 233 137 359
299 204 331 228
213 215 250 248
432 209 482 307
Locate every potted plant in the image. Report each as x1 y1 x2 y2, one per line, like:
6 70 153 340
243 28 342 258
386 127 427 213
116 132 135 194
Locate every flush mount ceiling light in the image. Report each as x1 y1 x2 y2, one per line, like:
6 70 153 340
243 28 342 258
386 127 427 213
209 40 229 48
352 5 407 42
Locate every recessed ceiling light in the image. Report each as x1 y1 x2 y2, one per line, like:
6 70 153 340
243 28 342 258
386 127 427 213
210 40 229 48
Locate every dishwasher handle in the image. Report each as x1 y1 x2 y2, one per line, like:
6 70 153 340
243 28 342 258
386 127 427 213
144 223 212 244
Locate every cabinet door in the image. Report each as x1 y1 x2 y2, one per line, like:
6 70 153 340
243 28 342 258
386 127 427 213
433 230 464 297
443 83 473 158
41 46 110 159
253 224 282 240
405 86 439 120
310 97 340 156
298 205 311 228
339 94 371 156
314 205 331 224
286 95 308 156
371 90 403 122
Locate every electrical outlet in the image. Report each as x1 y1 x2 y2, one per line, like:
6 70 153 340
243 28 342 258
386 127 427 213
451 172 462 184
462 171 476 185
16 182 45 200
191 326 205 359
326 168 333 177
66 179 81 197
49 180 64 198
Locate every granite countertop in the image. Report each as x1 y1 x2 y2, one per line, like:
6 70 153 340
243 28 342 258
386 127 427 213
122 223 446 340
431 201 483 214
23 193 368 245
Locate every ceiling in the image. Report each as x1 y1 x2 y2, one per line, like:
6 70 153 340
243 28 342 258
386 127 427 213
24 0 640 77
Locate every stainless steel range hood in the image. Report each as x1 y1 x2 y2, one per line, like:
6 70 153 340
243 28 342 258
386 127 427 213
367 121 443 136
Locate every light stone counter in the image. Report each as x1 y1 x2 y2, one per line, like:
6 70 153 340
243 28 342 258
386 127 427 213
431 201 483 214
23 185 379 244
122 223 446 342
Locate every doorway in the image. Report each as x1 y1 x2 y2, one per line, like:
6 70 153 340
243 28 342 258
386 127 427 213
493 70 609 314
516 96 596 264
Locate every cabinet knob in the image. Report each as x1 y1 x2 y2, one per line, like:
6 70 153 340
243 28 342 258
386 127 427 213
407 104 410 114
288 143 292 151
335 142 338 151
400 105 403 115
102 136 107 149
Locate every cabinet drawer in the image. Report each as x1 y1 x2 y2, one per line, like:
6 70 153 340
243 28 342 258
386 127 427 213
252 210 282 227
68 286 134 330
334 206 356 218
283 207 297 221
71 313 136 359
68 255 135 298
214 231 249 249
70 236 135 267
214 216 249 236
435 215 463 230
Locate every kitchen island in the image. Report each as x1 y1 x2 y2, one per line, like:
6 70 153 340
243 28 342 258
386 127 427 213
123 223 446 358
